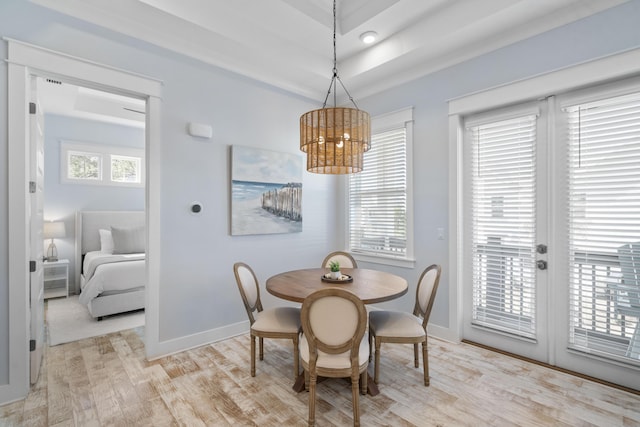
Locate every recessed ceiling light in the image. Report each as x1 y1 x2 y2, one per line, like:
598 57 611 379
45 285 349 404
359 31 377 45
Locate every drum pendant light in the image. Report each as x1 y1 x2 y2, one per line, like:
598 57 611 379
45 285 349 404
299 0 371 174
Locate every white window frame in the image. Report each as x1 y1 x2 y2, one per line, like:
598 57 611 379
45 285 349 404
61 140 145 187
347 107 415 268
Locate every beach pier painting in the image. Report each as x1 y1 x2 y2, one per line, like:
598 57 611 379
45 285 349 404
231 145 303 236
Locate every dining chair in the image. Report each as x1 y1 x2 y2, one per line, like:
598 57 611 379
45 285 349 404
322 251 358 268
612 243 640 358
233 262 301 380
368 264 441 386
300 288 369 427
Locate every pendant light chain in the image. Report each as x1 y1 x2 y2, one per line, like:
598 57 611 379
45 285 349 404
321 0 359 110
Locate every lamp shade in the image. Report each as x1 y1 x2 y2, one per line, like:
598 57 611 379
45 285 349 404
300 107 371 174
43 221 66 239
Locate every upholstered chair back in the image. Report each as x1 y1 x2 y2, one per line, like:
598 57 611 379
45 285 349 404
414 264 442 327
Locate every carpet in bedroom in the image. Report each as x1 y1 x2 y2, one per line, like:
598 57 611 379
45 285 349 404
47 295 145 346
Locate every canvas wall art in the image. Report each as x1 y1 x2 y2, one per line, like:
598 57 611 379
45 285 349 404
231 145 303 236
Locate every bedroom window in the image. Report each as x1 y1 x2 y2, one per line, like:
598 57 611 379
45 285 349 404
68 150 102 181
111 155 142 183
347 107 415 267
61 140 144 187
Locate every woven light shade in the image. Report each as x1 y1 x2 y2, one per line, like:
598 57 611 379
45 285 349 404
300 107 371 174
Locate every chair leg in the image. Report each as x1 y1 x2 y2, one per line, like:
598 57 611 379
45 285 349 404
368 329 372 362
413 343 419 368
351 373 360 426
308 372 317 426
250 334 256 377
374 338 381 384
293 335 300 380
259 337 264 361
422 340 429 386
360 369 367 395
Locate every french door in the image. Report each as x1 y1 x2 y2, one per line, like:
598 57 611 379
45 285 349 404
462 101 549 362
29 78 45 385
461 78 640 389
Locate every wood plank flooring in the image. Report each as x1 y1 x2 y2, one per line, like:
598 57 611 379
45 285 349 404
1 327 639 426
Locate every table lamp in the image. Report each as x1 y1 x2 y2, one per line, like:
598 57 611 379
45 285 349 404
44 221 66 262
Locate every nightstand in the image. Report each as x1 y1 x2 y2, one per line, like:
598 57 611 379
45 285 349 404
43 259 69 299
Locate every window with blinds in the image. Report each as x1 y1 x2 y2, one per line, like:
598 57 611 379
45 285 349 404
467 114 538 339
565 91 640 362
348 128 407 257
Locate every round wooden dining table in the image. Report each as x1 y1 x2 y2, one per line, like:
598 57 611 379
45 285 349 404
266 267 408 304
266 267 408 396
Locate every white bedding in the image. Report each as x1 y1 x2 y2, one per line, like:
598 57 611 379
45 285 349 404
79 251 146 305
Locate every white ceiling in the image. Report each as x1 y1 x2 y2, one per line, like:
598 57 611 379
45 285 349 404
37 77 146 128
31 0 627 124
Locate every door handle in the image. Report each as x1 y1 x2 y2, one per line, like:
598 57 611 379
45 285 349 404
536 260 548 270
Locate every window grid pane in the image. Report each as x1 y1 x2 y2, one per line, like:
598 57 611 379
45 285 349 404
349 128 407 257
68 151 101 180
468 115 537 339
566 90 640 364
111 154 141 183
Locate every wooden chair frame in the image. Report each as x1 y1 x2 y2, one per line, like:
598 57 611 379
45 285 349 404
322 251 358 269
233 262 300 380
301 288 368 426
369 264 441 386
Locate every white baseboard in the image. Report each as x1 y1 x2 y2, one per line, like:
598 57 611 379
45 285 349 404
147 320 249 361
0 383 27 407
427 324 460 343
145 318 460 362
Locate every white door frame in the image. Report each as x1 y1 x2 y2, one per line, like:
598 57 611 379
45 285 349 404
3 38 162 404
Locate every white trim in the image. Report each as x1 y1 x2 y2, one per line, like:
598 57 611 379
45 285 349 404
147 321 249 361
4 38 162 98
448 114 464 343
4 38 163 405
371 106 413 133
428 324 459 344
144 95 162 358
449 47 640 116
3 61 31 404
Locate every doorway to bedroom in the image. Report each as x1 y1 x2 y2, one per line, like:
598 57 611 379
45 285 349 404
38 79 147 346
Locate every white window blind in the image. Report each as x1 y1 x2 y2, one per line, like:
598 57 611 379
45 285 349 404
565 91 640 362
467 114 538 339
349 128 407 257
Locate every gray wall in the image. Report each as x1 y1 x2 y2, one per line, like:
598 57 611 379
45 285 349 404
43 114 145 293
1 0 640 391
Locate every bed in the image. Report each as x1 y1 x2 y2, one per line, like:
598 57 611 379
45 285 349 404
75 211 146 320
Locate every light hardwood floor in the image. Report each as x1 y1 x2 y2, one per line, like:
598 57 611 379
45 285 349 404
1 327 639 426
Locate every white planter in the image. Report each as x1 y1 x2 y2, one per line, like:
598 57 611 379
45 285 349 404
329 271 341 280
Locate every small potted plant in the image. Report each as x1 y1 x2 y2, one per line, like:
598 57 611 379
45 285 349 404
329 260 341 279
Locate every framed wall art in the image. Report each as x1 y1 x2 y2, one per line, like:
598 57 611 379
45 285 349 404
231 145 302 236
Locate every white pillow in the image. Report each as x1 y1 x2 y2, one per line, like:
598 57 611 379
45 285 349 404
99 229 114 254
111 225 145 254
